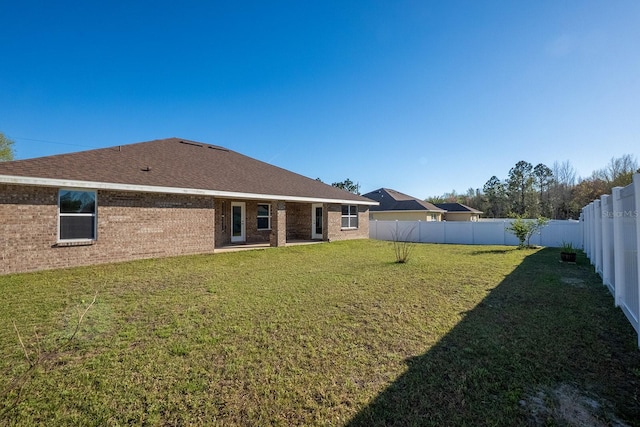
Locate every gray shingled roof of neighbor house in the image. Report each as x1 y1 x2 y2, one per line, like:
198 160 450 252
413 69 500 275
434 202 483 213
362 188 445 212
0 138 376 204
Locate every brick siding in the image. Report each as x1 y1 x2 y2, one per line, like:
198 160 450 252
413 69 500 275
327 203 369 241
1 185 215 274
1 185 371 275
286 202 312 240
246 201 273 243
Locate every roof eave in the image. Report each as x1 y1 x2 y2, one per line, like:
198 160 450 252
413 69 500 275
0 175 379 206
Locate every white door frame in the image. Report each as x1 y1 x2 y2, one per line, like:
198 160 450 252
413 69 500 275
312 203 323 240
231 202 246 243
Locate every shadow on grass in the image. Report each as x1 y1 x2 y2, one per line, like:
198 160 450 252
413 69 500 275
346 248 640 427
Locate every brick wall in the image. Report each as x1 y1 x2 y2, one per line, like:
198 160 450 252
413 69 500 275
326 203 370 241
245 201 272 243
0 184 371 274
214 199 230 247
1 184 215 274
286 202 312 240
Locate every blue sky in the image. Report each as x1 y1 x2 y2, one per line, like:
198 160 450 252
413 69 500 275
1 1 639 198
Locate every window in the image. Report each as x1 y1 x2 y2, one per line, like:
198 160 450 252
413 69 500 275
341 205 359 229
59 189 97 241
257 203 271 230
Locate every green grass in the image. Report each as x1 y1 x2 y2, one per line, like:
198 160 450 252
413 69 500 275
0 240 638 426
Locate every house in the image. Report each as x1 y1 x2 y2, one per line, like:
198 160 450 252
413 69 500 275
434 203 483 222
0 138 377 274
362 188 445 221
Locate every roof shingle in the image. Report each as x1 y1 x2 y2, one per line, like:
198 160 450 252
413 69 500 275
362 188 445 212
0 138 375 204
434 202 483 213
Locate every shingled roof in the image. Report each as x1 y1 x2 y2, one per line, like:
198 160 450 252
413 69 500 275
362 188 444 212
434 202 483 214
0 138 375 204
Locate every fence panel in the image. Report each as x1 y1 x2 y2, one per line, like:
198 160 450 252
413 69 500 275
445 222 474 244
420 221 445 243
584 203 592 259
538 220 582 247
594 200 603 275
396 221 420 242
370 219 582 247
618 183 639 335
473 222 507 245
585 174 640 348
601 195 615 294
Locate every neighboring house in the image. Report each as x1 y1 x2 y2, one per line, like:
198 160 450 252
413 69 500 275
434 203 483 222
0 138 377 274
362 188 445 221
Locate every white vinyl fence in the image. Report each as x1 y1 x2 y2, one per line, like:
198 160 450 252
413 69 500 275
369 219 582 248
582 173 640 347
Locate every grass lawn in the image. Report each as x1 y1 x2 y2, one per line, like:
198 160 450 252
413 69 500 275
1 240 639 426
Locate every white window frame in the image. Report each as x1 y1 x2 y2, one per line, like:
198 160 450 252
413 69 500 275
341 205 359 229
58 189 97 242
257 203 271 230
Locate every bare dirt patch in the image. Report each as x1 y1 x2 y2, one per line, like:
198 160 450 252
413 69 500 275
521 383 629 427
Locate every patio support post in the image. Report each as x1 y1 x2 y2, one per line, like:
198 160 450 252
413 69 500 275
270 200 287 247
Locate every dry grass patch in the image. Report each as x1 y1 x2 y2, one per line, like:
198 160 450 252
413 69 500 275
522 383 630 427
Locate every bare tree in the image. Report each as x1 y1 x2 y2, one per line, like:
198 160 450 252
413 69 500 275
550 160 577 219
600 155 639 188
552 160 577 187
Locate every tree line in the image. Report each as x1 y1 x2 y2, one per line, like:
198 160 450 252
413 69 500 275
2 132 635 220
427 155 639 219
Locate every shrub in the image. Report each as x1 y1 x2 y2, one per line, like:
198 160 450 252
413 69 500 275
391 224 416 263
507 216 549 248
560 241 577 254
